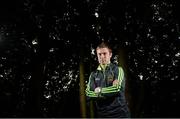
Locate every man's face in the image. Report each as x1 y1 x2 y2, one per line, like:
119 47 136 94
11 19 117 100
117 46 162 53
96 48 112 65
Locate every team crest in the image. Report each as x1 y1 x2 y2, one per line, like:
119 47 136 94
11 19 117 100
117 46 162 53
107 75 114 82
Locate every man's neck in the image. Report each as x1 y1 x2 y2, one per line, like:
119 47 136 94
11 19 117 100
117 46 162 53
100 63 110 70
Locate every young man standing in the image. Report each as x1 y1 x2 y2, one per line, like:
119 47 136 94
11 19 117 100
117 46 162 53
85 41 130 118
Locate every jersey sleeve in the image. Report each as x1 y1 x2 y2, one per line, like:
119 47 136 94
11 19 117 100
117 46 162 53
85 72 98 98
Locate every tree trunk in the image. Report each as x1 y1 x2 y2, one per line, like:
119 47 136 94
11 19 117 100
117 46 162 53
79 59 86 118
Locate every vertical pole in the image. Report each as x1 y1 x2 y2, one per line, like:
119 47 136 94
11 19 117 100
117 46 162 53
118 48 132 113
89 100 94 118
79 59 86 118
89 57 94 118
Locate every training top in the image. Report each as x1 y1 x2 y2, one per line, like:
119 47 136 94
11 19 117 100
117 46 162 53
86 63 130 118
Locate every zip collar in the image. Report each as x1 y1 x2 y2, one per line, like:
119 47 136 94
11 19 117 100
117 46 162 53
97 63 111 71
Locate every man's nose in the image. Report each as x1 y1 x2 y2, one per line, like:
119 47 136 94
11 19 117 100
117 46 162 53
100 54 104 58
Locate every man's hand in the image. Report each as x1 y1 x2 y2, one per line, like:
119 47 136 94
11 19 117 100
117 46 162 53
113 79 119 86
94 87 101 93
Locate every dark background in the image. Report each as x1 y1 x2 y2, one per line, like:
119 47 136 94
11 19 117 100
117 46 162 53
0 0 180 118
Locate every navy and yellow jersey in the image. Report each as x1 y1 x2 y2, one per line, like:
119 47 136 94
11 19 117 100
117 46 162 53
86 63 125 98
85 63 130 118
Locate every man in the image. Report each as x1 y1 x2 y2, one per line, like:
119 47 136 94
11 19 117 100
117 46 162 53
85 41 130 118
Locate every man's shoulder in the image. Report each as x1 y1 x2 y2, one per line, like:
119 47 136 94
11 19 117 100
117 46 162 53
90 70 98 75
110 63 119 69
110 63 124 72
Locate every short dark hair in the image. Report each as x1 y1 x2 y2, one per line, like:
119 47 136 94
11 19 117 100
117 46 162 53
96 41 112 53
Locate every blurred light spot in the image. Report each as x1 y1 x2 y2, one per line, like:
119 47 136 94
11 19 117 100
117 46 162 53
160 64 164 67
1 57 6 60
45 80 50 86
62 62 65 66
158 17 164 21
175 52 180 57
95 12 99 18
0 74 3 78
67 80 71 85
171 77 175 80
92 25 95 29
138 74 143 80
32 38 38 45
91 47 95 55
45 94 51 99
147 33 151 38
63 85 68 91
49 48 55 52
52 76 59 80
162 34 168 39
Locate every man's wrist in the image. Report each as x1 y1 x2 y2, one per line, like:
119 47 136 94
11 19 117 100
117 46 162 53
94 87 101 94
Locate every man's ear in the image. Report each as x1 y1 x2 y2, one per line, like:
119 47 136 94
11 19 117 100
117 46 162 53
110 52 112 58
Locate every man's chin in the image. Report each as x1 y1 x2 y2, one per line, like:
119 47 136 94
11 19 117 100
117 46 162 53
101 62 107 65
